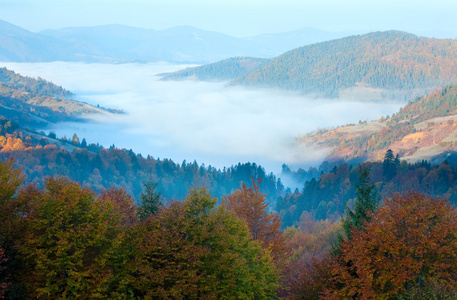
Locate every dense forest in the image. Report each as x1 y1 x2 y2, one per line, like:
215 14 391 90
235 31 457 97
0 160 286 299
160 57 271 81
0 118 281 202
278 149 457 226
3 157 457 299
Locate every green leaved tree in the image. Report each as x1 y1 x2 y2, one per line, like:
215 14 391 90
126 188 280 299
16 178 127 299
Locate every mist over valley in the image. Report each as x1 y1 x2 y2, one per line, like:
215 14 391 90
1 62 403 173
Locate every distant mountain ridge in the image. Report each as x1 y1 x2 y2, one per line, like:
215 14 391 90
0 19 64 62
0 19 354 64
38 24 276 63
165 31 457 99
233 31 457 98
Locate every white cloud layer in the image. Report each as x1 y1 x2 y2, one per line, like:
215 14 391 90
1 62 403 173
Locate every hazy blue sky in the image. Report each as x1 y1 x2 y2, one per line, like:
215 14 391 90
1 0 457 38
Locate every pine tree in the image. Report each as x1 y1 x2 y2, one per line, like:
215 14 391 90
342 166 379 240
80 138 87 148
383 149 396 180
138 179 162 221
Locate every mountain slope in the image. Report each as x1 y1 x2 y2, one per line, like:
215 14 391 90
232 31 457 98
0 19 65 62
0 67 112 127
298 84 457 164
159 57 271 81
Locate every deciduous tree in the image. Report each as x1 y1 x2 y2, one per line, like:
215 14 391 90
325 192 457 299
16 178 126 299
127 188 280 299
0 158 25 239
98 187 138 226
223 178 289 265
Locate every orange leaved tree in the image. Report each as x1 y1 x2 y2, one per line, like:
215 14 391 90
324 191 457 299
223 178 289 265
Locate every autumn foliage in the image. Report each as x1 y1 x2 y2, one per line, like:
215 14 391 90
223 178 289 265
0 160 282 298
15 178 128 298
324 191 457 299
280 219 341 299
5 156 457 299
127 188 280 298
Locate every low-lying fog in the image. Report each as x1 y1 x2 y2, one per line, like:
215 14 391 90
2 62 403 173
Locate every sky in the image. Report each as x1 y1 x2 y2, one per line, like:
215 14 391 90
1 0 457 38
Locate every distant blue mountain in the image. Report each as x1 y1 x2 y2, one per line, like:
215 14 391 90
0 19 356 63
0 19 64 62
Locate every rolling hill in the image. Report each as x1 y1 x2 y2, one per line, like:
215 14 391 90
164 31 457 99
233 31 457 98
0 67 113 128
298 83 457 164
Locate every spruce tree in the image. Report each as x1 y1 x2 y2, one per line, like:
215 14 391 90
342 166 379 240
383 149 396 180
138 180 162 221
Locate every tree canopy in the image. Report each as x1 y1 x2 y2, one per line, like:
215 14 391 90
325 192 457 299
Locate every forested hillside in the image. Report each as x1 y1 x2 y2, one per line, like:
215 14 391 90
231 31 457 98
0 116 282 202
0 67 116 128
278 154 457 226
160 57 271 81
300 83 457 164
